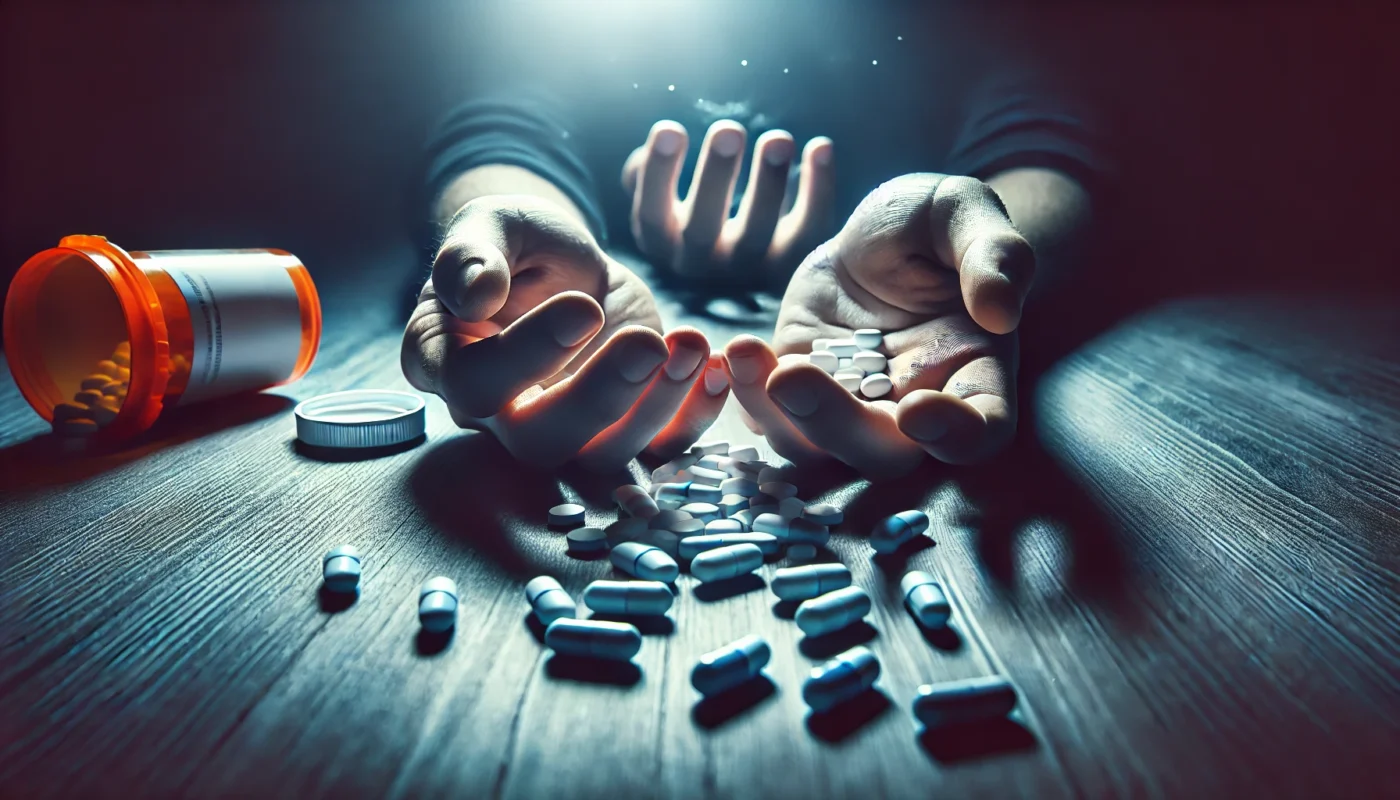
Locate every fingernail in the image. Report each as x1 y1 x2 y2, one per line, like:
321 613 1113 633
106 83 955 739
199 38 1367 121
619 342 668 383
664 343 705 380
654 129 682 156
550 307 598 348
763 137 794 167
770 384 819 418
713 129 742 158
727 354 761 385
704 367 728 395
904 416 949 442
811 137 833 166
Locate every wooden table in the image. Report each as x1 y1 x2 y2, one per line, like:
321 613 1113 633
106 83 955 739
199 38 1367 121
2 261 1397 798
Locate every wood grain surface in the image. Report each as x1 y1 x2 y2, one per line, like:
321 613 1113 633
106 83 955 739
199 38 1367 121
2 265 1397 798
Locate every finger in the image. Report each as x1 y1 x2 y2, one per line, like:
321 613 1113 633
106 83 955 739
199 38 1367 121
896 354 1017 464
681 120 747 265
766 360 926 480
632 121 688 257
621 146 645 195
929 176 1036 335
724 129 796 263
439 291 604 418
431 204 513 322
647 353 732 461
771 136 835 264
723 336 824 463
500 326 669 467
575 327 709 472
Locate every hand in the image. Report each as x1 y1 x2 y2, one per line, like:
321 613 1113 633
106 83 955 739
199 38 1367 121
402 194 731 470
723 174 1034 479
621 119 834 284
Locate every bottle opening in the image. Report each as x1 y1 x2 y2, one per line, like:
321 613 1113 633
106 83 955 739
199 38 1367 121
31 253 132 414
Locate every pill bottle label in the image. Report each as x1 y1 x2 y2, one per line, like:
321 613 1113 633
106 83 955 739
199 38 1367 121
145 252 304 405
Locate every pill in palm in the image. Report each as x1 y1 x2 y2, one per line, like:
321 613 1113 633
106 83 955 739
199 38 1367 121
802 503 843 526
567 527 609 555
803 646 880 712
679 532 779 560
692 634 771 696
690 543 764 583
547 503 585 528
545 618 642 661
321 545 362 592
525 576 576 625
913 676 1018 728
852 350 886 373
860 373 892 399
826 339 857 358
809 351 839 373
610 541 679 582
583 579 673 616
418 577 459 633
811 338 832 352
833 369 863 392
795 585 871 636
727 445 759 463
900 570 951 628
771 563 852 600
853 329 883 350
870 510 930 554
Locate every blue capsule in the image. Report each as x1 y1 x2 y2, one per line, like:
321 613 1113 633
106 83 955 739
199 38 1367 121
795 585 871 636
803 646 880 712
690 543 763 583
525 576 575 625
583 580 673 616
691 634 770 695
869 510 929 554
545 618 642 661
912 676 1018 727
900 570 951 628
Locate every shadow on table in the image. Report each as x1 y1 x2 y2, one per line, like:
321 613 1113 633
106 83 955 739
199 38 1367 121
806 688 892 744
545 654 642 687
917 716 1037 763
0 393 292 494
692 675 777 730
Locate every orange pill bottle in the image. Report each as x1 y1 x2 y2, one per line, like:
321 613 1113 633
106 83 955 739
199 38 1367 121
4 235 321 444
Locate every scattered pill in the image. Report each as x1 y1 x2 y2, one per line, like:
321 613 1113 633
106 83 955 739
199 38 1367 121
548 503 586 527
719 494 750 517
795 585 871 636
679 532 779 560
545 618 642 660
860 373 893 399
567 527 610 555
771 563 852 600
418 577 459 632
802 503 843 526
321 545 362 592
786 517 830 545
669 518 706 537
583 579 673 616
826 339 857 358
654 482 691 509
611 541 679 582
614 485 660 519
752 513 787 538
648 530 681 558
852 350 887 373
705 519 744 535
833 369 863 392
787 543 819 562
809 351 839 373
853 329 882 350
692 634 771 696
690 543 764 583
649 509 694 530
870 510 929 554
900 570 951 628
803 646 880 712
606 517 649 545
728 445 759 463
811 338 832 352
692 441 729 457
912 676 1018 727
679 502 721 523
525 576 576 625
759 481 798 500
778 496 806 520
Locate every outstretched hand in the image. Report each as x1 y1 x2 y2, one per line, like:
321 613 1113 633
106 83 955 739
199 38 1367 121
724 174 1035 479
403 195 730 471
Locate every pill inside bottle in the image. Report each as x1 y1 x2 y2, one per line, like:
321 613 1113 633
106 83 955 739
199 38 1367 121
4 235 321 444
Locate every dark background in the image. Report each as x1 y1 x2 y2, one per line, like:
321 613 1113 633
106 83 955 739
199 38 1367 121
3 1 1398 322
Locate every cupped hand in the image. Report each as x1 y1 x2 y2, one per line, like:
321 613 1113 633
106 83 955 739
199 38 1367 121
402 195 731 470
723 174 1035 479
621 119 835 283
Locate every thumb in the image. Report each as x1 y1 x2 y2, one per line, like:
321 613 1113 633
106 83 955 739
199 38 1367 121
432 201 512 322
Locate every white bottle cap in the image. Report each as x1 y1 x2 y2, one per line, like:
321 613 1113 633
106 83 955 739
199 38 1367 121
294 389 426 449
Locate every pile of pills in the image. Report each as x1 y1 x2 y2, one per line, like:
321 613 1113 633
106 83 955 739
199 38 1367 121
316 439 1020 736
51 340 132 437
805 328 893 400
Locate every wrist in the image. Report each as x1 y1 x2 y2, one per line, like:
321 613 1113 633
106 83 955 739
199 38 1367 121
435 164 588 228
